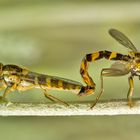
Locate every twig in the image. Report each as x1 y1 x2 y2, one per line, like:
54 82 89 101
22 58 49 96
0 99 140 116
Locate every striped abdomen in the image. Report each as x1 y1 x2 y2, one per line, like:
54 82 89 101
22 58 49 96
21 72 83 93
79 50 130 95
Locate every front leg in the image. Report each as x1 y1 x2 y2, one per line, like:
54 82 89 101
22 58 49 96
0 81 9 101
2 82 18 98
2 74 20 99
0 86 7 102
0 83 17 104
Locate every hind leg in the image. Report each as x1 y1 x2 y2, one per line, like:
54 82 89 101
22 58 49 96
91 68 128 108
127 76 134 107
44 91 69 106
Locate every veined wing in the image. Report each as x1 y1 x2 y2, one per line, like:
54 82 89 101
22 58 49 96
101 62 129 77
110 62 130 75
109 28 137 52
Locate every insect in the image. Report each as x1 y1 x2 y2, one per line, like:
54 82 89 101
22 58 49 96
80 28 140 108
0 63 94 106
1 29 138 109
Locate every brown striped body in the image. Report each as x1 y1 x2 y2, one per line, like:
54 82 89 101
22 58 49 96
0 64 83 93
0 64 87 106
79 50 131 96
17 72 83 93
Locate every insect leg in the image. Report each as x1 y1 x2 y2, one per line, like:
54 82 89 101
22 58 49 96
0 84 17 103
2 74 21 98
90 68 104 108
39 84 69 106
3 86 12 98
3 83 17 98
0 86 7 102
0 86 5 91
90 68 128 108
44 92 57 102
44 91 69 106
127 76 134 107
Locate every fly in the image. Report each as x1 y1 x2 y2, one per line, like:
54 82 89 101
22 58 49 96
0 64 94 106
80 28 140 108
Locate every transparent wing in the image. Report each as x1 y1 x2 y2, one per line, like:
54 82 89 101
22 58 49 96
109 28 137 52
110 62 130 75
101 62 129 77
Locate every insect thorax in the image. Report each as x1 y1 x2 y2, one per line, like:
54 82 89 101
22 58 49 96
128 52 140 75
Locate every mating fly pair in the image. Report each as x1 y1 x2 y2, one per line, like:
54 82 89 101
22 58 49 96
0 29 139 108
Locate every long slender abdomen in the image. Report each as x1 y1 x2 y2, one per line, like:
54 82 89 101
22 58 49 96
35 73 83 93
79 50 130 95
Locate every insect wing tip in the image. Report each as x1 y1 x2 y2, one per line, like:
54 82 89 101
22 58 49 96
108 28 118 36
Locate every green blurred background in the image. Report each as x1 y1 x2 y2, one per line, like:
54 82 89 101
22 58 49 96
0 0 140 140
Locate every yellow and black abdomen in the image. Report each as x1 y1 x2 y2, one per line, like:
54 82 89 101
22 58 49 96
27 73 82 93
42 75 82 92
79 50 131 95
